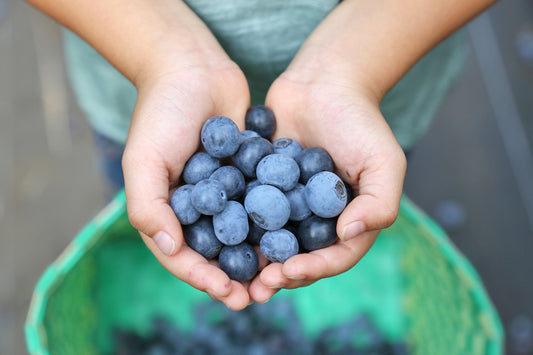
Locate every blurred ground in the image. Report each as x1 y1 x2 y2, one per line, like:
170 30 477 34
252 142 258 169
1 0 532 354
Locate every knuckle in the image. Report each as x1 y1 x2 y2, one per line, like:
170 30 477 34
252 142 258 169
381 206 399 228
126 204 151 234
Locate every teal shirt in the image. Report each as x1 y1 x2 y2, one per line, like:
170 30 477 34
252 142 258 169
63 0 466 149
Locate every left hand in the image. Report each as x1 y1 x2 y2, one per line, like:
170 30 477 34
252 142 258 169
248 63 407 303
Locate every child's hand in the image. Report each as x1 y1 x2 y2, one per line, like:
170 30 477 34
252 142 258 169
248 66 406 303
122 54 254 310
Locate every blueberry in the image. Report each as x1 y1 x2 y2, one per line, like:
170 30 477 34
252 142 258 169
256 154 300 192
201 115 240 158
191 179 227 215
244 185 291 231
272 138 303 159
169 184 201 225
210 165 246 200
297 215 338 251
305 171 347 218
232 137 273 178
245 105 276 139
260 229 299 263
246 220 266 245
245 179 262 197
218 243 259 282
284 183 312 221
296 147 334 184
239 129 261 143
183 216 223 259
213 201 249 246
182 152 221 185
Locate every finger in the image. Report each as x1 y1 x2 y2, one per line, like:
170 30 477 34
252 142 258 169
281 230 379 281
123 148 183 256
337 149 406 242
248 272 281 303
142 233 233 298
258 262 314 290
214 280 251 311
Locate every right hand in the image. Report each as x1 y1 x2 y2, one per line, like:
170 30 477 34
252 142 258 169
122 49 254 310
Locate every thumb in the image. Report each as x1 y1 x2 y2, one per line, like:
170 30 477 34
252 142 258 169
122 148 183 256
336 150 406 241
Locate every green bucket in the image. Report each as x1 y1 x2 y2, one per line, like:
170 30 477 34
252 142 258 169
25 191 503 354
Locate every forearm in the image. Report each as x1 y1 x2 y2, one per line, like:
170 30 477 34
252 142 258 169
285 0 498 101
26 0 228 86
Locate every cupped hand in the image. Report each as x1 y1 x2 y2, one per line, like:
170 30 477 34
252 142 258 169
249 67 407 303
122 52 254 310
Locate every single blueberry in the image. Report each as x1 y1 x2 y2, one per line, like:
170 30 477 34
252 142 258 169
219 243 259 282
239 129 261 143
213 201 249 246
244 185 291 231
245 105 276 139
182 152 221 185
284 183 312 221
201 115 240 158
260 229 299 263
183 216 223 259
272 138 303 159
296 147 334 184
232 137 273 178
246 220 266 245
169 184 201 225
210 165 246 200
305 171 347 218
256 153 300 192
297 215 338 251
191 179 227 215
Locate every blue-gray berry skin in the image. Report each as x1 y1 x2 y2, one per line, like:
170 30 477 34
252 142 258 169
183 216 222 259
245 179 262 197
297 215 338 251
305 171 347 218
272 138 303 159
210 166 246 200
284 183 312 221
201 115 240 158
260 229 299 263
296 147 334 184
232 137 273 178
182 152 221 185
219 243 259 282
239 129 261 143
191 179 227 215
213 201 249 246
246 220 266 245
256 154 300 192
170 185 201 225
245 185 291 231
345 183 356 204
245 105 276 140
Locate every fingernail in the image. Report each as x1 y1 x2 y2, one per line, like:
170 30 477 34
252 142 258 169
286 274 305 280
340 221 365 242
153 231 176 256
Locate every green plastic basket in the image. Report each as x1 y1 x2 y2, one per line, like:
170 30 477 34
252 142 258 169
25 191 503 355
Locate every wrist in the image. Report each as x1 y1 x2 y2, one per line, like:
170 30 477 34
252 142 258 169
281 44 383 106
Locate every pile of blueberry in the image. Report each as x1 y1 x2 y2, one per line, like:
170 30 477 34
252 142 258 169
171 105 352 282
113 300 410 355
